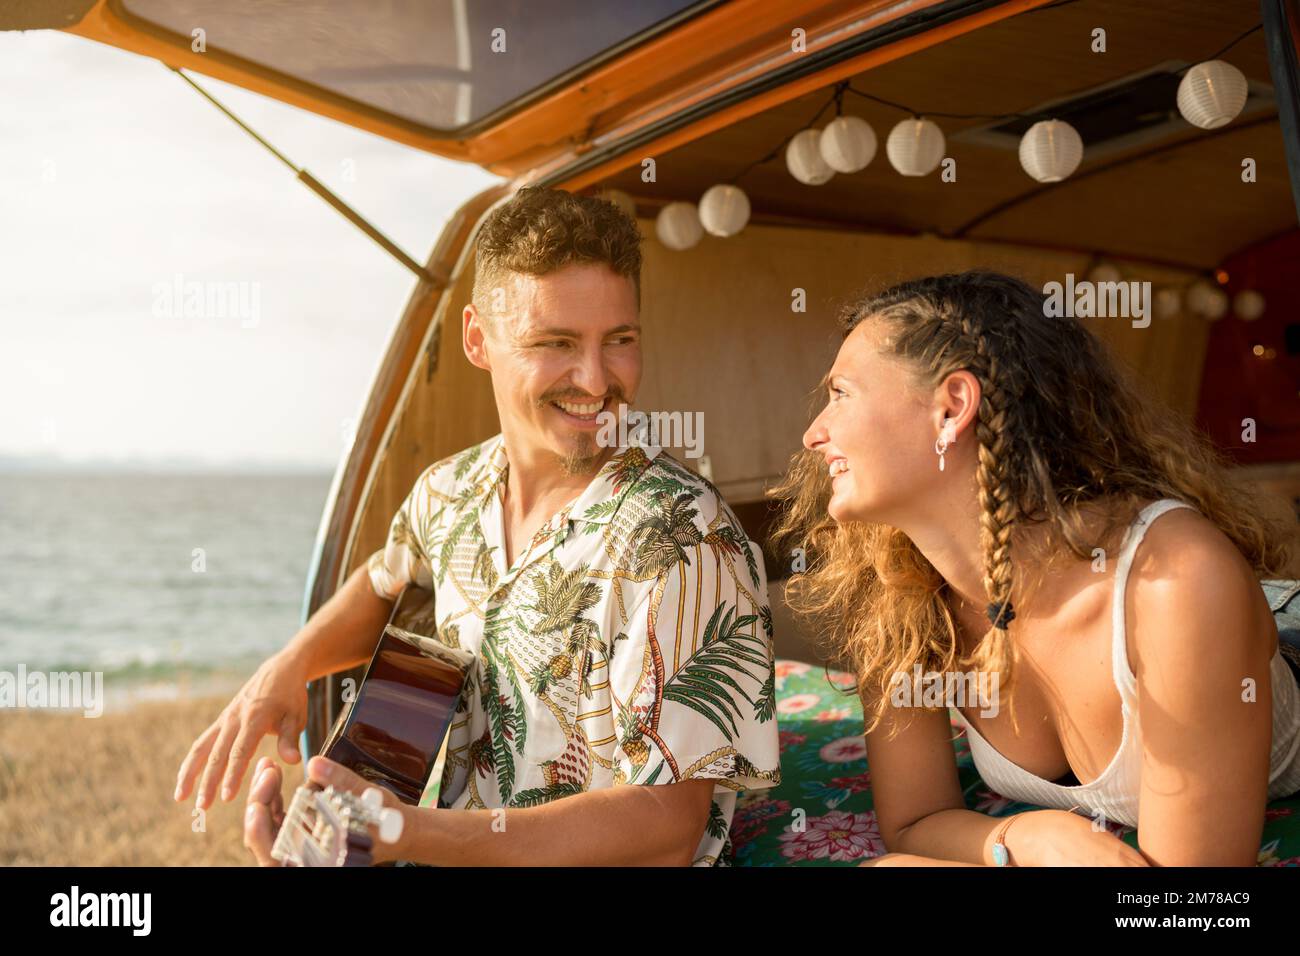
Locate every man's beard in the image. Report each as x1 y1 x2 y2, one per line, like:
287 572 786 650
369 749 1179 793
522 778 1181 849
556 434 602 476
537 385 624 476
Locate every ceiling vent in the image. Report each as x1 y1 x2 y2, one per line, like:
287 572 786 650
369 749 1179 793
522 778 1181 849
952 61 1275 161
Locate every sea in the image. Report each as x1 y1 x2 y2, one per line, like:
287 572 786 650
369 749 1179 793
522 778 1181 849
0 471 333 710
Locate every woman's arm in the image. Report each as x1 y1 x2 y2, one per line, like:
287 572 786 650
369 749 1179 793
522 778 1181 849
865 694 1015 864
865 678 1148 866
879 807 1149 866
1126 509 1276 866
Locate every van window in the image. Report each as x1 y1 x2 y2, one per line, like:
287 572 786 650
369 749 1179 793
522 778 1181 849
121 0 711 131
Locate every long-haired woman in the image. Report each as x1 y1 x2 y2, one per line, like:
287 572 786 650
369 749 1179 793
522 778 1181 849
772 270 1300 866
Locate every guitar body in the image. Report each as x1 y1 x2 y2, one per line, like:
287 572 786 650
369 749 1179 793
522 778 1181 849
273 585 473 866
318 585 472 805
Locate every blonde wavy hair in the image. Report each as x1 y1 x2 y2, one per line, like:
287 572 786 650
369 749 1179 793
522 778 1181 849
770 270 1295 735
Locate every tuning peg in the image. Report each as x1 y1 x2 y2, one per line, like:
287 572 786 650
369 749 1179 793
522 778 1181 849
359 787 403 844
377 808 404 844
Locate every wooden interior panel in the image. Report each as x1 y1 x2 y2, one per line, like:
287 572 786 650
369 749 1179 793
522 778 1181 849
636 220 1209 503
347 249 499 575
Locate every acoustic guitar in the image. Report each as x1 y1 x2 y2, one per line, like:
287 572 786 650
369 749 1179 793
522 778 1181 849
271 585 473 866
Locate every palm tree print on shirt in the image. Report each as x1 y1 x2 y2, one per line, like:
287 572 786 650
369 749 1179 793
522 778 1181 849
366 432 782 865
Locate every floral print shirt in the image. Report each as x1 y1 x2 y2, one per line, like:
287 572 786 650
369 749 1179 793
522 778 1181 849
367 433 781 865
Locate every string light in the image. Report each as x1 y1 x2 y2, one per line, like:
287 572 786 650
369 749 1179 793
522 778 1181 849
820 116 877 173
598 188 637 221
1187 280 1229 320
786 128 835 185
1019 119 1083 182
655 201 703 251
886 118 946 177
1088 262 1122 284
1234 289 1266 321
1177 60 1249 129
652 23 1260 249
1154 287 1182 319
698 184 751 237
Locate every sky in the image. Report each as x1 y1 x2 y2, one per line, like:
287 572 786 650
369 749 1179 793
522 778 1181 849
0 29 501 470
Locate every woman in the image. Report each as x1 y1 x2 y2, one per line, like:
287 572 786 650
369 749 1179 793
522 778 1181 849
772 270 1300 866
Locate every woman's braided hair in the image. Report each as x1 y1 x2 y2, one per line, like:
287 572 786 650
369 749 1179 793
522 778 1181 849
771 269 1294 736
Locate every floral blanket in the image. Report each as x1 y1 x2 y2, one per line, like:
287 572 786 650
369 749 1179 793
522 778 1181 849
729 660 1300 866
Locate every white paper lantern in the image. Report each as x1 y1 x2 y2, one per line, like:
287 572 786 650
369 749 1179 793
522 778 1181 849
1185 281 1212 316
1154 287 1182 319
1187 280 1229 320
1234 289 1266 321
1177 60 1248 130
786 128 834 185
819 115 877 173
1203 288 1229 320
1088 262 1122 284
598 188 637 221
886 118 945 176
697 184 751 238
1018 119 1083 182
655 202 703 251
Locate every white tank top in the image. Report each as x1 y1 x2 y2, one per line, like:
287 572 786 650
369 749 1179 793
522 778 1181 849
951 498 1300 828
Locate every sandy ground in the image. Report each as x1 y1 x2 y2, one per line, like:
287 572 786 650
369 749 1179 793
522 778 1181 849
0 692 300 866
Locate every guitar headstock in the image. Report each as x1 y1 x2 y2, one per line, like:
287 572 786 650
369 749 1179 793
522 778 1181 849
270 784 404 867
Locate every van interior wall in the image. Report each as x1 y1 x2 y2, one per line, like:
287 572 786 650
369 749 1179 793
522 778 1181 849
1199 229 1300 466
347 245 499 581
345 219 1225 662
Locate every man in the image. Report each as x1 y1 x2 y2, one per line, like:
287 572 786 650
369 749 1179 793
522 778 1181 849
174 187 780 865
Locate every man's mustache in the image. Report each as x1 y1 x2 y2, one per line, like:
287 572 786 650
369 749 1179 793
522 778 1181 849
537 386 626 406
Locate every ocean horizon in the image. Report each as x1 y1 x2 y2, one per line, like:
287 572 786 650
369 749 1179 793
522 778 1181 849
1 470 334 710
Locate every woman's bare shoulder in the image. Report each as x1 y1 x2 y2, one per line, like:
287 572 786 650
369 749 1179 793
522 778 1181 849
1125 503 1272 673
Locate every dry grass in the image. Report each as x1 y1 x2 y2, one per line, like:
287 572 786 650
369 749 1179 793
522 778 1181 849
0 694 300 866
